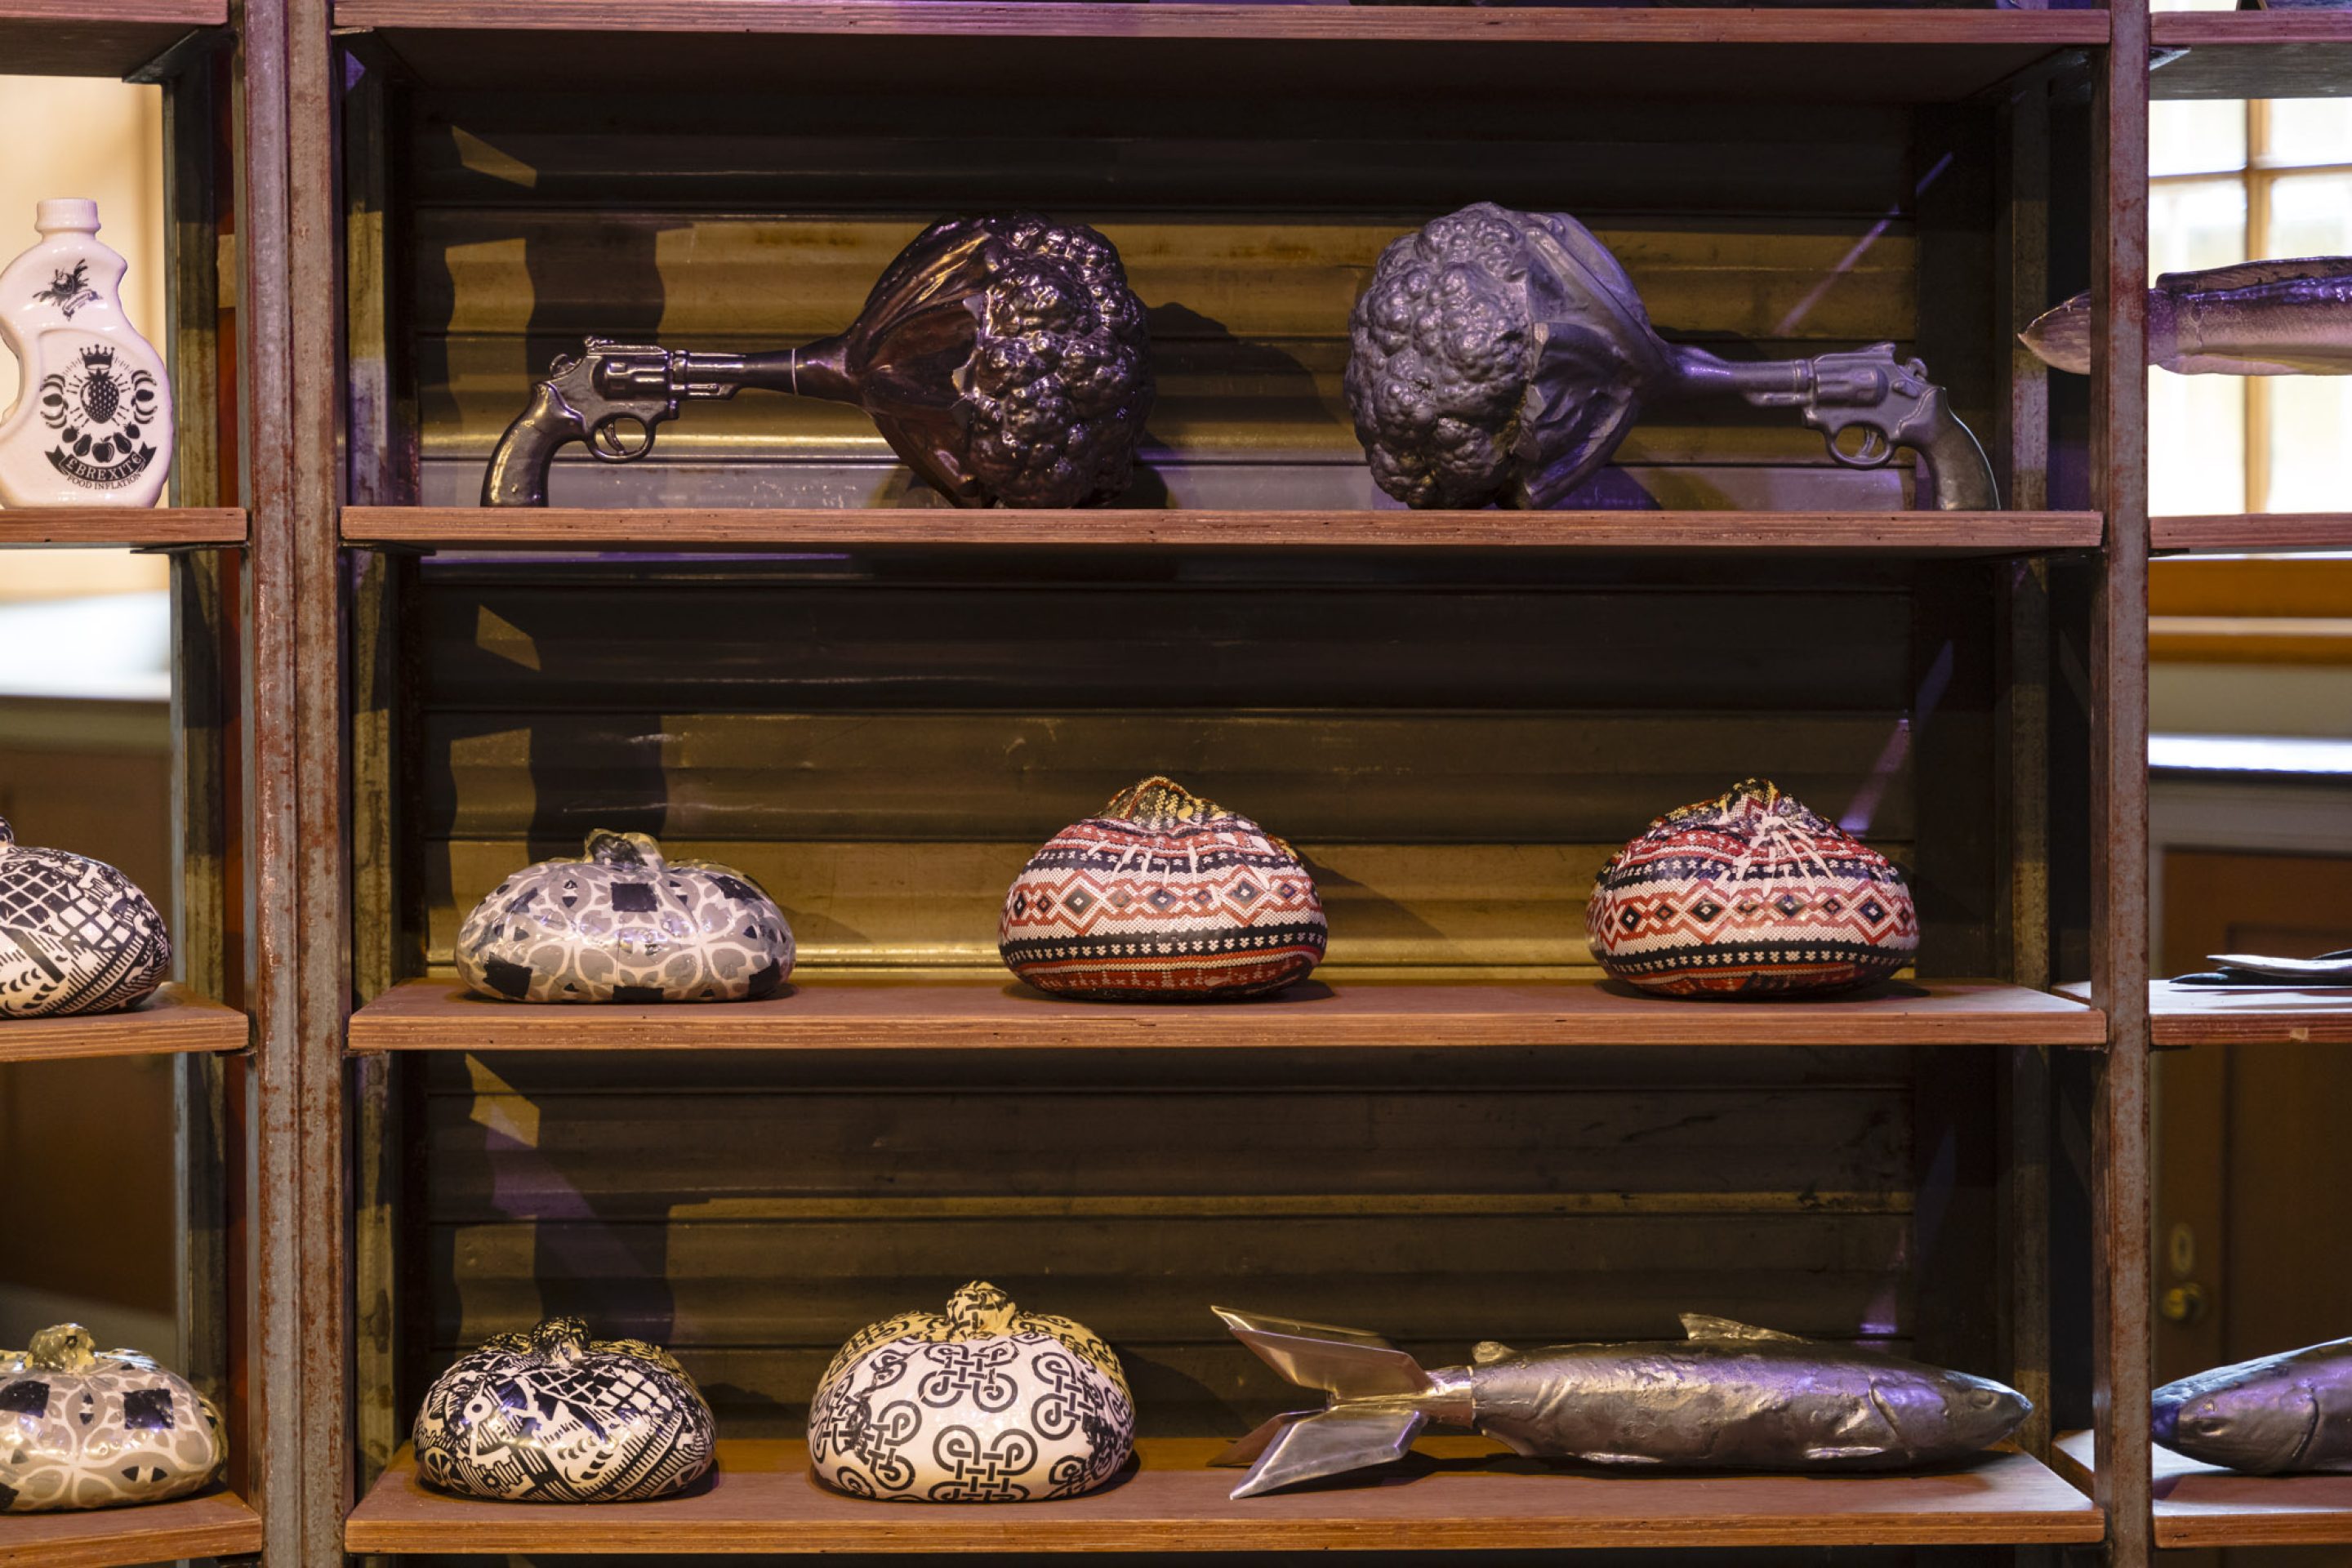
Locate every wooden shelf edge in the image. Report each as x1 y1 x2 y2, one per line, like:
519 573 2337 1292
2056 1430 2352 1548
0 984 247 1063
2154 514 2352 554
0 507 246 547
2147 980 2352 1048
346 976 2107 1054
346 1440 2103 1554
0 1489 261 1568
335 1 2109 47
0 0 222 23
341 506 2105 555
2154 11 2352 47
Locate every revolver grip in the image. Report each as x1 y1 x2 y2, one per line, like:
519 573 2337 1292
482 380 586 508
1904 390 2001 512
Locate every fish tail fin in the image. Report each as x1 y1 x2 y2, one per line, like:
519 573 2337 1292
1225 1406 1429 1499
1212 1306 1433 1400
1213 1307 1437 1498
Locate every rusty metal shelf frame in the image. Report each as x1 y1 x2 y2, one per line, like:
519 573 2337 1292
278 9 2158 1567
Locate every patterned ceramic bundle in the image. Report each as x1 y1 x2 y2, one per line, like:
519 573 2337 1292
454 830 793 1003
808 1282 1134 1503
413 1318 716 1503
0 1325 225 1513
999 777 1325 1000
0 815 170 1018
1586 779 1918 997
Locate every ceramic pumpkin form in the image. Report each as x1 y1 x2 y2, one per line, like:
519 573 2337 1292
0 815 170 1018
809 1282 1134 1503
1586 778 1918 997
454 830 793 1004
413 1318 717 1503
0 1325 225 1513
999 777 1325 1000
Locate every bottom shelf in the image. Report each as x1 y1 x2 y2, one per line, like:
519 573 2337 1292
0 1489 262 1568
2057 1430 2352 1548
347 1437 2101 1553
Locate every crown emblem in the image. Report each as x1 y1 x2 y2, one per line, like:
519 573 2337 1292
78 344 115 371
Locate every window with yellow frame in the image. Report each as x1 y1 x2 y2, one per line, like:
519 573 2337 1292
2150 97 2352 517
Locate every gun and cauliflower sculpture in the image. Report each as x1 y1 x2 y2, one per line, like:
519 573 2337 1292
484 203 1996 513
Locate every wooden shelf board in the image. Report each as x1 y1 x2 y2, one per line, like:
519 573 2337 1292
0 1489 261 1568
2056 1430 2352 1548
0 507 245 547
2149 979 2352 1048
334 4 2106 100
2152 13 2352 99
348 975 2104 1055
0 0 223 76
343 506 2103 556
0 985 246 1064
2154 514 2352 554
347 1437 2101 1554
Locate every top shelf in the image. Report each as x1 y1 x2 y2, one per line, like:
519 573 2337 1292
336 2 2108 101
343 506 2102 557
0 507 245 549
0 0 221 76
2153 11 2352 99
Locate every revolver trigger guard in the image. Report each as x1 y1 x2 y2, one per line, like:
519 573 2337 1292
589 414 656 463
1824 424 1894 470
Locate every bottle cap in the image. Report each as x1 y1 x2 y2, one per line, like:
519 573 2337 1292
34 199 100 234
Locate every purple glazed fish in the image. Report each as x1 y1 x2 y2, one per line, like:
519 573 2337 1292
1211 1308 2030 1498
2154 1338 2352 1474
2023 259 2352 376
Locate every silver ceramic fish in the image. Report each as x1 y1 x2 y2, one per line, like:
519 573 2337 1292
1211 1307 2030 1499
2022 259 2352 376
2154 1338 2352 1473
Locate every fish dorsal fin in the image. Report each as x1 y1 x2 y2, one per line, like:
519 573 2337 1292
1681 1313 1805 1343
2159 257 2345 293
1472 1340 1517 1366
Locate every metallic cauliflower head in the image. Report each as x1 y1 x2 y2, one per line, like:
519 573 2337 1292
818 214 1154 509
1345 203 1670 510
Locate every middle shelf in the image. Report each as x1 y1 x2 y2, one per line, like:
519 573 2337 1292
346 1437 2103 1554
347 976 2103 1054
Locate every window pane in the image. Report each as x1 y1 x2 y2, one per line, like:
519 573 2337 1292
2150 177 2247 277
2266 170 2352 257
2153 101 2247 177
2265 100 2352 170
2151 371 2247 515
2265 380 2352 513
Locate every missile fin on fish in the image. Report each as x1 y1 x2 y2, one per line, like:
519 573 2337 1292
1215 1307 2031 1498
2154 1337 2352 1474
2021 256 2352 377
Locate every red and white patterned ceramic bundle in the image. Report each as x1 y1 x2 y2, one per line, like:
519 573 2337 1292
1000 777 1326 1001
1586 778 1918 997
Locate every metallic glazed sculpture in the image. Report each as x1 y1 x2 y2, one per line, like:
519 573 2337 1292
2022 259 2352 376
2155 1339 2352 1472
0 813 171 1018
1213 1308 2030 1498
483 214 1153 509
453 830 793 1004
1 1325 225 1512
1346 203 1998 511
2176 949 2352 987
415 1318 716 1503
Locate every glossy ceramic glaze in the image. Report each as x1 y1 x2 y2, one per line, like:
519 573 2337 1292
808 1282 1134 1503
0 200 173 508
0 1325 225 1512
1585 778 1918 997
454 830 794 1003
2155 1339 2352 1473
1000 777 1325 1001
413 1318 717 1503
0 814 171 1018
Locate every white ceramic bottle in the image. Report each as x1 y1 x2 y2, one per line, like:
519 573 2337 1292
0 199 173 508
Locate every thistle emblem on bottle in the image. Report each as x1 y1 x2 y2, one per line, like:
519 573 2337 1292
0 200 173 507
